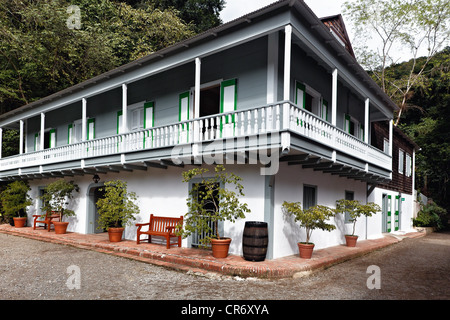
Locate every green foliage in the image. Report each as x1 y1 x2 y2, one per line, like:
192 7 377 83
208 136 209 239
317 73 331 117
0 181 32 220
412 201 447 230
40 179 79 221
335 199 381 236
95 180 139 230
282 201 336 244
343 0 450 125
0 0 194 114
179 165 250 246
126 0 225 33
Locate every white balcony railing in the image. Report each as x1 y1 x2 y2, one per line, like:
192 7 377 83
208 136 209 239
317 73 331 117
0 102 391 172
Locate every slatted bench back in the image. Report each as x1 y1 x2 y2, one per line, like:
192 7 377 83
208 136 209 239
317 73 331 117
149 214 182 233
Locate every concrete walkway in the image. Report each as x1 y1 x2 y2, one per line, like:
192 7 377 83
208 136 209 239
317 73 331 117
0 224 425 279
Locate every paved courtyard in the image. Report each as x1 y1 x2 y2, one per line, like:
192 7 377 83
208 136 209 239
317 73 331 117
0 227 448 302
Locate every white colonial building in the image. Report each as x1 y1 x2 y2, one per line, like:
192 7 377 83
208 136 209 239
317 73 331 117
0 0 416 259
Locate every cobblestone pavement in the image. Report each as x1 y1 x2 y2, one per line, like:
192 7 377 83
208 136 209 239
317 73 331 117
1 230 449 301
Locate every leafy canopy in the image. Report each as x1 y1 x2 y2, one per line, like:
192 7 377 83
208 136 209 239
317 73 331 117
40 179 79 220
0 181 32 219
335 199 381 236
180 165 250 246
282 201 336 244
96 180 139 230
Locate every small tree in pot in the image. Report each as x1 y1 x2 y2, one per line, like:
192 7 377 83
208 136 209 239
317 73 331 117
41 179 79 234
96 180 140 242
1 181 33 228
335 199 381 247
179 165 250 258
282 201 336 259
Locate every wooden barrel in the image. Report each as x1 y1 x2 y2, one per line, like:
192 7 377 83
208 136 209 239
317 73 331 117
242 221 268 262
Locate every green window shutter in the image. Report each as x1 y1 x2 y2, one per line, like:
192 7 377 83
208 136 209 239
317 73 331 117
220 79 237 137
395 195 400 231
144 101 154 129
220 79 237 113
144 101 154 149
387 195 392 232
179 91 190 122
117 111 123 134
87 118 95 140
34 133 40 151
322 99 329 121
344 114 351 133
49 129 56 148
68 124 73 144
360 124 365 141
295 81 306 108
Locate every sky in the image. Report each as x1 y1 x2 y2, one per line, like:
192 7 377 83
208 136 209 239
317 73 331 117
220 0 348 23
219 0 425 64
220 0 355 45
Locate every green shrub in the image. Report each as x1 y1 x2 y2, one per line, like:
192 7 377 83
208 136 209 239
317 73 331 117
413 201 447 230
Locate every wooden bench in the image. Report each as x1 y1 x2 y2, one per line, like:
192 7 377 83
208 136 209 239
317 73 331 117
136 214 183 249
32 211 60 232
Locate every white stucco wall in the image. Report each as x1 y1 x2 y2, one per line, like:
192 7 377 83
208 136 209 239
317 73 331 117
272 162 369 259
26 162 412 259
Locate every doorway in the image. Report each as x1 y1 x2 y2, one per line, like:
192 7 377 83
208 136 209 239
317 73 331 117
86 183 106 234
188 181 223 248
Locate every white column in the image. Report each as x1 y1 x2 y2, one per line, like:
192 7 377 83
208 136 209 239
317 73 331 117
364 98 370 144
40 113 45 151
194 58 201 119
282 25 292 151
267 32 279 104
283 25 292 102
82 98 87 141
283 25 292 130
19 120 24 154
331 69 338 126
389 119 393 157
122 83 128 134
412 149 416 195
0 127 3 159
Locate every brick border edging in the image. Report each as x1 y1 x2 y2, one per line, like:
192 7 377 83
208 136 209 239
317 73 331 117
0 226 425 279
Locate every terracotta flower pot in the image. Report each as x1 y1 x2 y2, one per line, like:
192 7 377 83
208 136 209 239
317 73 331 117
13 217 27 228
297 242 315 259
53 221 69 234
108 227 124 242
211 237 232 258
345 235 358 247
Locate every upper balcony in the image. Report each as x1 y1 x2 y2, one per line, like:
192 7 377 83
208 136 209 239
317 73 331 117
0 99 391 183
0 1 395 183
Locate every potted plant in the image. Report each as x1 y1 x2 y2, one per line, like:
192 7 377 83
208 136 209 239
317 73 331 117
335 199 381 247
282 202 336 259
1 181 33 228
41 179 79 234
96 180 139 242
179 165 250 258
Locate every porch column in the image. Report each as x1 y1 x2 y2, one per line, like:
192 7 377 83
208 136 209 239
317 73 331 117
364 98 370 144
122 83 128 134
82 98 87 141
19 120 24 154
0 127 3 159
389 119 393 157
267 32 279 104
194 58 201 119
40 113 45 151
283 25 292 128
331 69 338 126
282 25 292 151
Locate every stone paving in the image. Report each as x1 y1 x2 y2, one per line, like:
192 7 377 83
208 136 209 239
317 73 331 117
0 223 425 279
